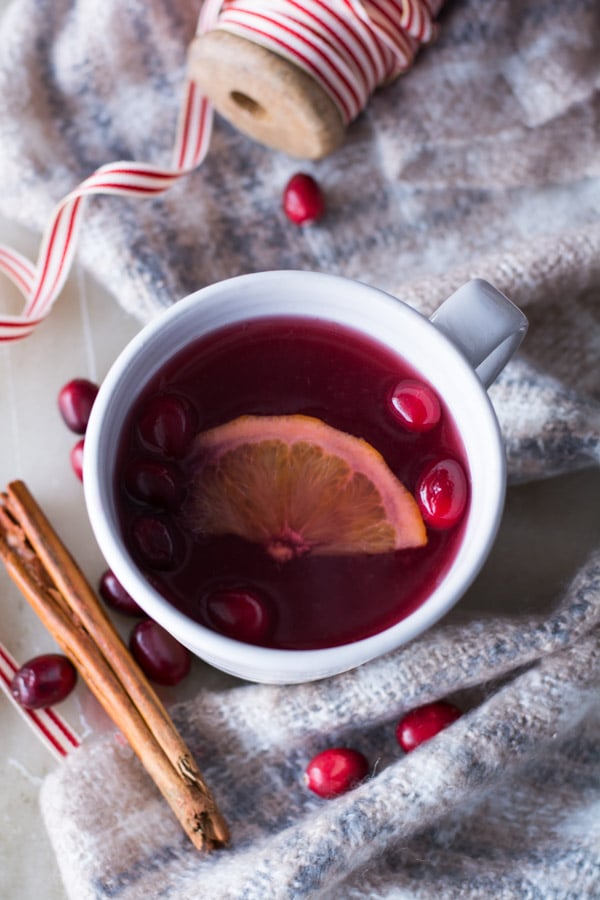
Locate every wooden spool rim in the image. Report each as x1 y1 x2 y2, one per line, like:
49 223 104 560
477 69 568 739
188 30 346 160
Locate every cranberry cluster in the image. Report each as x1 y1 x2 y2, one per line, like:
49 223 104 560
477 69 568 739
10 566 192 711
57 377 99 480
388 379 468 529
99 568 191 686
304 700 463 799
54 378 193 690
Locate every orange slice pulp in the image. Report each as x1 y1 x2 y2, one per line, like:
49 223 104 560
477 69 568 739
186 414 427 562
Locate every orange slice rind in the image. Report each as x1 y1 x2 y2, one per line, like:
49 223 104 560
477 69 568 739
186 414 427 561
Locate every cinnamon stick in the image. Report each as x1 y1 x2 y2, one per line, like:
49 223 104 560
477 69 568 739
0 481 229 850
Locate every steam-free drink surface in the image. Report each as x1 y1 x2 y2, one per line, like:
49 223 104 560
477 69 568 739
115 316 469 649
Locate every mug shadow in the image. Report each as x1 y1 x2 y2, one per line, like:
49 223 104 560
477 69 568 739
447 466 600 621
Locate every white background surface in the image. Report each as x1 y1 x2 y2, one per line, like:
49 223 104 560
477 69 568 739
1 0 599 895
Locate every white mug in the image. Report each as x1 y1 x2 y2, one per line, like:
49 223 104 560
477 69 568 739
84 271 527 683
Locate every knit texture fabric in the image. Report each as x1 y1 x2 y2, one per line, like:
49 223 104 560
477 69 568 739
0 0 599 897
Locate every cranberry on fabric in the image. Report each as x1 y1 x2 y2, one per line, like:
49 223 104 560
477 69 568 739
58 378 99 434
283 173 325 224
304 747 369 798
11 653 77 710
396 700 463 752
129 619 191 686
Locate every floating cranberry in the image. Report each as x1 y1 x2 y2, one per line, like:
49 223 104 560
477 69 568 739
70 438 85 481
58 378 99 434
389 379 441 432
99 569 142 617
204 587 271 643
283 173 325 225
130 515 181 570
396 700 462 752
129 619 191 686
124 458 184 509
304 747 369 798
417 458 468 529
11 653 77 709
136 393 197 459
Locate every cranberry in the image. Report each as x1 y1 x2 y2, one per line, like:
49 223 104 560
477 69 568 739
204 587 271 643
130 514 181 570
58 378 99 434
136 393 197 459
396 700 462 752
389 379 441 432
11 653 77 709
70 438 85 481
417 458 468 529
124 458 183 509
304 747 369 798
283 173 325 225
99 569 142 617
129 619 191 686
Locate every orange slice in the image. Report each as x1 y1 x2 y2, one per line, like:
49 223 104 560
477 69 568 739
186 414 427 562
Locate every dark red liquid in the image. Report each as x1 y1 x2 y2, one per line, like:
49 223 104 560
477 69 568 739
114 316 469 650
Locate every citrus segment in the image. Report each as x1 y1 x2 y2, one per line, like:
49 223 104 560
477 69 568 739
186 415 427 561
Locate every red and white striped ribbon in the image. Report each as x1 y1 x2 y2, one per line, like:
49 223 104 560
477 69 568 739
0 639 82 761
0 0 441 342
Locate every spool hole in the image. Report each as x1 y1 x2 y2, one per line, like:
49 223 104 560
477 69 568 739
230 91 266 119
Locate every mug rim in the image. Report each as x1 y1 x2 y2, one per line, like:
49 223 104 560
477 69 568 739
84 270 506 683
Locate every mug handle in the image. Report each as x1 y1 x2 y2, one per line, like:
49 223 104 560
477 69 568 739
430 279 528 388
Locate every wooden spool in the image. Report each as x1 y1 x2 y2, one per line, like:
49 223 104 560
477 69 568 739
187 30 346 160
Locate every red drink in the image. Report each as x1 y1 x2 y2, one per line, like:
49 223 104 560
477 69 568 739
114 316 469 650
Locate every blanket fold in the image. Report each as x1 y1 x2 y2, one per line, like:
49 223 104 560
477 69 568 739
40 553 600 898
